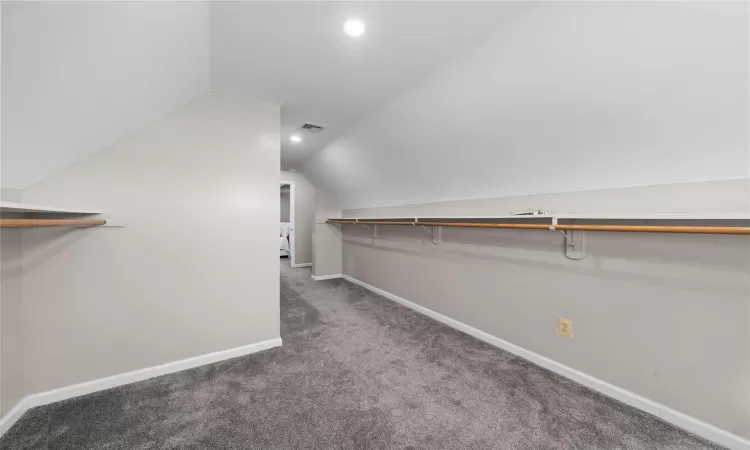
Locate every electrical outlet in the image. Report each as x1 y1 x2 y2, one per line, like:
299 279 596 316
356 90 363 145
558 318 572 337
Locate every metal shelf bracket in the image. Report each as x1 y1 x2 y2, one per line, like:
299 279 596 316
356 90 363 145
550 216 585 260
563 230 586 260
420 225 442 244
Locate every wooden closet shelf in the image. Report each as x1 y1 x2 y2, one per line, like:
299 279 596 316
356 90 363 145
0 201 103 214
0 219 107 228
327 217 750 235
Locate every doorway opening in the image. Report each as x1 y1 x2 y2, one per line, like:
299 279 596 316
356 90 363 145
280 181 295 266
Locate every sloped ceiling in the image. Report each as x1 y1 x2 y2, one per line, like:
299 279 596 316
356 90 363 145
5 1 746 202
1 1 210 189
210 1 532 170
3 1 530 188
304 2 750 209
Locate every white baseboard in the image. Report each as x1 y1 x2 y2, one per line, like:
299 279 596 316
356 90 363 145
312 273 342 281
661 407 749 450
292 262 312 268
0 338 282 438
0 397 32 438
341 274 749 450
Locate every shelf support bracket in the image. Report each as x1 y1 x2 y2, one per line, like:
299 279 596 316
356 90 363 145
326 222 343 238
551 216 585 260
560 230 575 248
420 225 442 244
562 230 586 260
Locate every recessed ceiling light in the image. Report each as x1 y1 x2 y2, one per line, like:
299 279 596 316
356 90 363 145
290 135 302 143
343 19 365 38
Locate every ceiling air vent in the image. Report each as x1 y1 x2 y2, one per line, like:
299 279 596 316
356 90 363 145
301 123 326 134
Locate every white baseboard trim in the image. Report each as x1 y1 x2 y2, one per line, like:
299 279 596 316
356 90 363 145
0 338 282 439
0 397 32 438
292 262 312 268
312 273 342 281
661 407 749 450
341 274 749 450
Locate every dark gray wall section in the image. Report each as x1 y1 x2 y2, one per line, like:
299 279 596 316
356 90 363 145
280 186 290 222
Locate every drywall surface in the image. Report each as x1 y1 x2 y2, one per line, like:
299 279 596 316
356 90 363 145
342 179 750 439
20 92 280 393
280 186 291 222
305 1 749 209
280 171 314 265
210 1 532 171
1 1 210 189
313 187 341 278
0 228 24 416
0 189 21 203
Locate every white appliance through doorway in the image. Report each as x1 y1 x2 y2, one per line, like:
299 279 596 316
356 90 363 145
280 181 295 266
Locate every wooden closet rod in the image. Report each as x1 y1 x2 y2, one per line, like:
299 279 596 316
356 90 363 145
0 219 107 228
326 220 750 235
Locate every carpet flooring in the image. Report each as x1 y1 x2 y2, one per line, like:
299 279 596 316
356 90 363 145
1 259 722 449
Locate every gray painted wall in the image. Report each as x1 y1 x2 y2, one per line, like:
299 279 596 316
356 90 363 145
0 188 25 415
0 228 24 416
280 186 290 222
20 92 281 393
313 187 341 277
342 180 750 440
280 171 314 265
0 189 21 202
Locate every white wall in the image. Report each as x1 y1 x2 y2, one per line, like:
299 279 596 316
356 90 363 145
0 187 25 416
304 2 749 209
20 92 280 393
313 187 342 278
280 171 315 265
0 228 24 417
1 1 210 189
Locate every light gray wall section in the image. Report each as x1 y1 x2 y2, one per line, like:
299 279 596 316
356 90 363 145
1 228 24 416
20 92 280 394
345 179 750 218
280 186 290 222
313 187 341 277
1 188 22 202
280 171 314 265
342 180 750 440
0 187 25 414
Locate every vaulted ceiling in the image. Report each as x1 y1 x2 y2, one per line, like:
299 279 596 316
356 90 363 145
303 2 749 209
1 1 530 189
4 1 747 204
210 2 531 171
1 1 210 189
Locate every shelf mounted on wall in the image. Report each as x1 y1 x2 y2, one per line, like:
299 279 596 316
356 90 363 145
0 201 124 228
0 219 106 228
327 214 750 235
327 213 750 260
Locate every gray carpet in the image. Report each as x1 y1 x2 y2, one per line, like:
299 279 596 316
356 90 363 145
1 259 722 449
